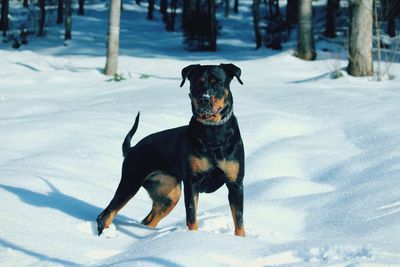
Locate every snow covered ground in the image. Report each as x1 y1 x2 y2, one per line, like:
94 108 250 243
1 1 400 266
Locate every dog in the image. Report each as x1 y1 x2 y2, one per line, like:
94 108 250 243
96 63 245 236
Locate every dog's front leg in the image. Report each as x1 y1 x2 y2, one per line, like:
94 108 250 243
227 181 245 237
184 180 199 231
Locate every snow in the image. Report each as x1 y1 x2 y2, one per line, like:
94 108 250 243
1 1 400 266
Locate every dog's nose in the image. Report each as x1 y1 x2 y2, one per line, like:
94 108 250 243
199 94 211 106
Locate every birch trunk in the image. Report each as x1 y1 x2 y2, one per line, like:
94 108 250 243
105 0 121 76
347 0 373 76
297 0 316 60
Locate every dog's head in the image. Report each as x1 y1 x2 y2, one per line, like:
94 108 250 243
180 64 243 125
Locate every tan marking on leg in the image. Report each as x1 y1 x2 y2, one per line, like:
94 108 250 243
230 205 245 237
187 222 199 231
103 202 127 229
143 190 181 228
218 160 240 182
194 191 199 213
104 210 117 229
190 156 211 174
142 172 181 227
151 174 180 197
142 205 160 228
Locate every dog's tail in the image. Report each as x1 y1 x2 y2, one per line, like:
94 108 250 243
122 112 140 157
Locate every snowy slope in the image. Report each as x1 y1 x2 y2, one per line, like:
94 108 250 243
1 1 400 266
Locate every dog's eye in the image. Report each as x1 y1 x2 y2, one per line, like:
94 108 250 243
214 83 223 89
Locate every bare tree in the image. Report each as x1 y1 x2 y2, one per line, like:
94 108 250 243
105 0 122 75
225 0 230 17
166 0 178 31
57 0 63 24
381 0 400 37
234 0 239 13
147 0 155 19
65 0 72 40
286 0 298 26
0 0 9 37
208 0 217 50
253 0 262 49
38 0 46 36
347 0 373 76
78 0 85 15
296 0 316 60
324 0 340 38
160 0 168 23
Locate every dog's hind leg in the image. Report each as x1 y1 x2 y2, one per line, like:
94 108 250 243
97 151 147 235
141 172 181 228
97 182 142 235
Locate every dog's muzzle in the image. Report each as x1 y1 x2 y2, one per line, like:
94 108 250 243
197 93 224 118
198 94 213 115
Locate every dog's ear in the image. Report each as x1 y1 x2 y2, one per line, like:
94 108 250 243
220 63 243 85
180 64 200 87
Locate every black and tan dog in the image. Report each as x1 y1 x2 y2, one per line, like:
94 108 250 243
97 64 245 236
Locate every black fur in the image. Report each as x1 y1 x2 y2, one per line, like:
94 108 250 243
122 112 140 157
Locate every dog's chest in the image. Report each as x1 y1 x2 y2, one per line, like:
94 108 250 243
189 155 240 193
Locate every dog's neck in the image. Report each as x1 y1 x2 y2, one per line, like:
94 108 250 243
189 112 239 152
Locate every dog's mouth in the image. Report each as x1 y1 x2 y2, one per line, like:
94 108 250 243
197 106 223 120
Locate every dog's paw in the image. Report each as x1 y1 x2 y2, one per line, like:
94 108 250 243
96 213 106 236
96 212 117 238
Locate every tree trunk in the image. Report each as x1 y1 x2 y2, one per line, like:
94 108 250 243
324 0 339 38
23 0 28 8
0 0 9 36
57 0 63 24
65 0 72 40
347 0 373 76
160 0 168 23
105 0 121 76
208 0 217 51
78 0 85 15
225 0 230 17
253 0 262 49
166 0 178 31
147 0 155 20
383 0 400 37
286 0 298 25
38 0 46 36
297 0 315 60
234 0 239 13
387 17 396 37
